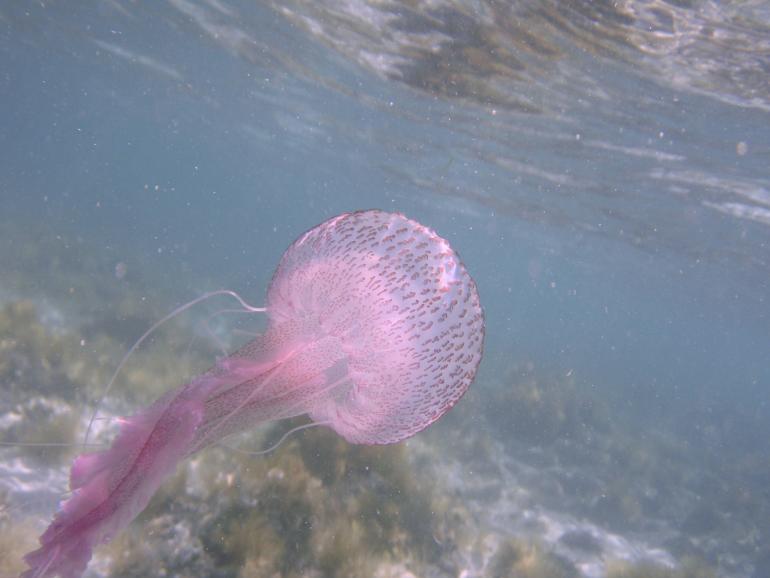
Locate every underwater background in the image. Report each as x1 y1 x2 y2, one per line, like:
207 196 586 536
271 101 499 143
1 1 769 577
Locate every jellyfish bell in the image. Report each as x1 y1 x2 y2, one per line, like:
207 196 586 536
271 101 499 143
21 210 484 578
265 210 484 444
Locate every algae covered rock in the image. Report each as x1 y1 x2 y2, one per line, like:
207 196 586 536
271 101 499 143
103 420 457 578
605 556 717 578
0 301 88 465
486 537 577 578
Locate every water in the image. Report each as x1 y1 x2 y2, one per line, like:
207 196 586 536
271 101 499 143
1 1 768 577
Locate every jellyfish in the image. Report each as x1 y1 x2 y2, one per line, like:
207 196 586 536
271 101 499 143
21 210 484 578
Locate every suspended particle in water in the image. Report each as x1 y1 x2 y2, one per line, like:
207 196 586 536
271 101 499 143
114 262 127 280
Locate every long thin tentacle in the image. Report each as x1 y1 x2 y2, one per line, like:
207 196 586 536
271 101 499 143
184 307 265 362
219 421 331 457
83 290 266 448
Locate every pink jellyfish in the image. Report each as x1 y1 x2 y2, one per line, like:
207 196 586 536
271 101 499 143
21 210 484 578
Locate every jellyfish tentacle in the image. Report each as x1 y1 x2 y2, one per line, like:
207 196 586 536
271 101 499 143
184 306 265 362
83 290 266 448
218 420 331 457
0 441 105 448
188 329 352 455
187 358 294 454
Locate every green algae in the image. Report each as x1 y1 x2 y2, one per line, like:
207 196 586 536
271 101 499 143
100 421 449 577
0 300 89 401
0 518 39 576
486 537 577 578
0 298 204 453
483 362 612 448
605 557 717 578
295 426 439 558
0 301 86 465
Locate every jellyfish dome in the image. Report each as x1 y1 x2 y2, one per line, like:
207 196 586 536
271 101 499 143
266 210 485 444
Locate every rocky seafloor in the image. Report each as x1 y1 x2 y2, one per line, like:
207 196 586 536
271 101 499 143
1 223 767 578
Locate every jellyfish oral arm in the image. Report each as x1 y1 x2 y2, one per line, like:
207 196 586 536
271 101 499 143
21 382 205 578
20 328 346 578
